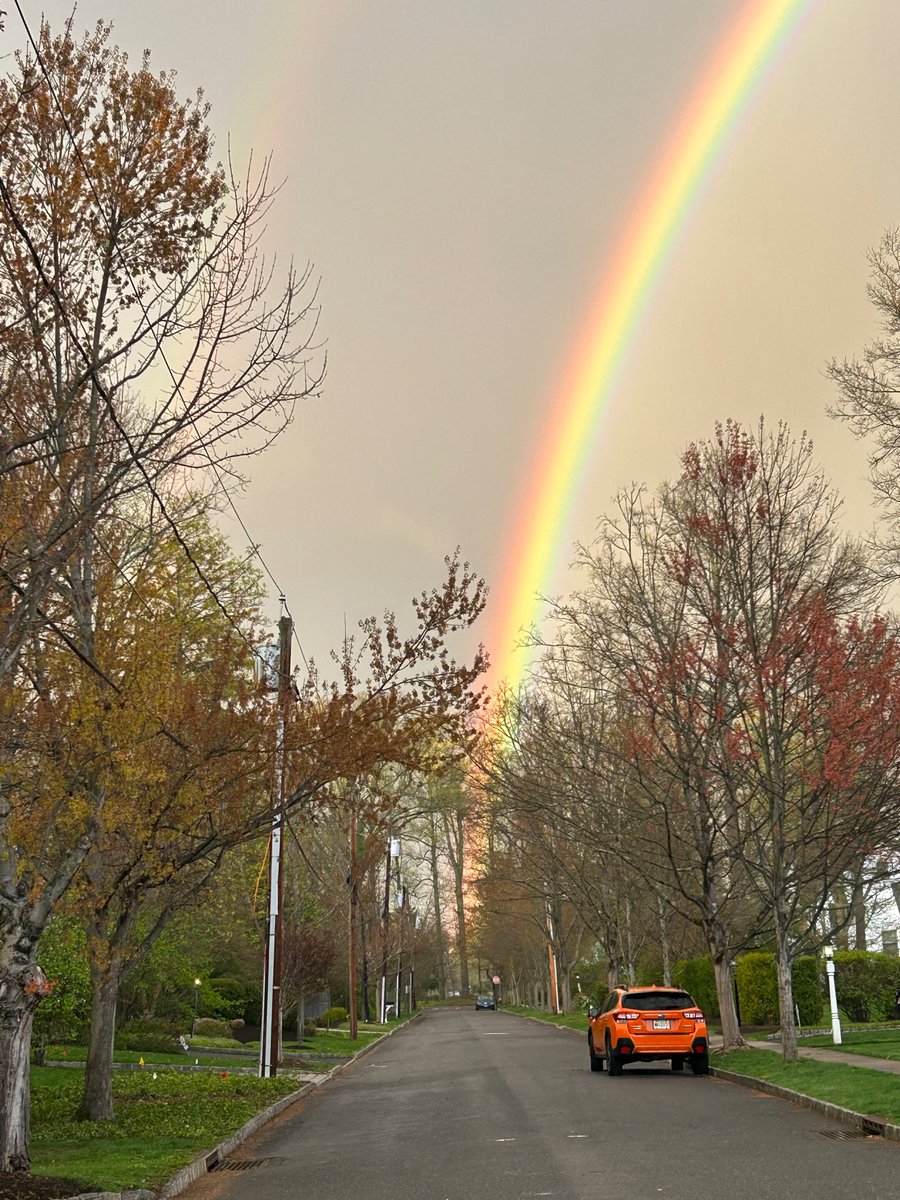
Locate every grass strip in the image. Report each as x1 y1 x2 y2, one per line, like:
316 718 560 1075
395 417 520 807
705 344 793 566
716 1048 900 1124
29 1067 302 1193
797 1029 900 1060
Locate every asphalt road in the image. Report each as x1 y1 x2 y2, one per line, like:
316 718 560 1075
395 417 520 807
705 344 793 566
184 1007 899 1200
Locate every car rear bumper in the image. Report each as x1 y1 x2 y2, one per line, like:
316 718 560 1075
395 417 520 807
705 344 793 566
613 1034 707 1060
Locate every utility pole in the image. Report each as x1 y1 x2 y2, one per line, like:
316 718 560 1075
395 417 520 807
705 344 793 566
545 887 561 1015
348 799 360 1041
258 605 292 1078
379 837 398 1021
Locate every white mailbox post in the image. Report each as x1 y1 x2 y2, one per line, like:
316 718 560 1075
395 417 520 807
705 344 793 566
823 946 842 1045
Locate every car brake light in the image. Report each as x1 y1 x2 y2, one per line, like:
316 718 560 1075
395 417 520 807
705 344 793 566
616 1012 640 1021
683 1010 703 1020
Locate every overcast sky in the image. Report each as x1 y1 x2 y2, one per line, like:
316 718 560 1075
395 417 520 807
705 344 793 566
24 1 900 686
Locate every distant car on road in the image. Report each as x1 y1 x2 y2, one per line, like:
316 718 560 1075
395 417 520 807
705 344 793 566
587 985 708 1075
475 994 496 1010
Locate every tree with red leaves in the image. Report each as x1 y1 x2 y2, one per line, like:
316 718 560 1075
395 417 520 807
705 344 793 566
557 419 900 1059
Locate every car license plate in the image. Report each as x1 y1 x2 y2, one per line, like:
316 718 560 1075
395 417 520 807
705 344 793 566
652 1019 670 1029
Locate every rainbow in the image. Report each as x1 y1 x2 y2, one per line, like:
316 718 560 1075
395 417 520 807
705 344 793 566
489 0 816 695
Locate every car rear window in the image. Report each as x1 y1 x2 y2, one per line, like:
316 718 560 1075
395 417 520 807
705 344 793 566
622 991 694 1011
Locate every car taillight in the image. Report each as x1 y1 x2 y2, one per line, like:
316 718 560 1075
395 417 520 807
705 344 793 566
683 1010 703 1020
616 1011 640 1021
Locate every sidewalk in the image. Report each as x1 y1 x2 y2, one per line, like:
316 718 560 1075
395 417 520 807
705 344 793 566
744 1037 900 1075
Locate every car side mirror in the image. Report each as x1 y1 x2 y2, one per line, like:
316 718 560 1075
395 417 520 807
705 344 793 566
588 1006 599 1019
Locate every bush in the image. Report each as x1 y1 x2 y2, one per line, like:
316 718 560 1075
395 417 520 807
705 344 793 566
34 918 91 1050
115 1031 181 1054
734 953 826 1026
673 957 719 1018
204 976 254 1022
792 956 823 1026
833 951 900 1022
193 1017 234 1039
303 1020 318 1039
735 953 779 1024
319 1006 348 1029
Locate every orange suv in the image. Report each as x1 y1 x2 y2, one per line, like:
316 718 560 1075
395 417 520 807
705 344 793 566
588 985 709 1076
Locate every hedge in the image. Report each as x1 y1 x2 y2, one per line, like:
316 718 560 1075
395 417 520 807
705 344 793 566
673 956 719 1018
832 951 900 1021
733 952 822 1026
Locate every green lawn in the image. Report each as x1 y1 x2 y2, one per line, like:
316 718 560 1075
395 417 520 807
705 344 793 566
717 1047 900 1124
283 1028 388 1057
29 1067 302 1192
796 1027 900 1061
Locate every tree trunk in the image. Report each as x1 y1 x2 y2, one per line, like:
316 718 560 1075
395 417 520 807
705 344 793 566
711 954 742 1050
0 965 45 1172
658 894 671 985
77 963 122 1122
429 819 446 998
774 925 798 1062
296 993 305 1041
453 846 469 997
851 879 867 951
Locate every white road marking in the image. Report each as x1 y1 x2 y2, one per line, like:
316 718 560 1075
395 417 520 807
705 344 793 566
495 1138 516 1142
567 1134 588 1138
482 1032 509 1036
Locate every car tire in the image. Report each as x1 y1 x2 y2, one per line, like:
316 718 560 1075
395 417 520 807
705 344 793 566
588 1032 603 1072
671 1056 684 1071
691 1051 710 1076
605 1032 623 1076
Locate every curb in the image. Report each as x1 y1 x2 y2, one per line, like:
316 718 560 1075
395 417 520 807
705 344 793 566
709 1066 900 1142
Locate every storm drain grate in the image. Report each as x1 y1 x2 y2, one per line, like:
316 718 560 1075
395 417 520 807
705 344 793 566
211 1157 285 1172
818 1129 873 1141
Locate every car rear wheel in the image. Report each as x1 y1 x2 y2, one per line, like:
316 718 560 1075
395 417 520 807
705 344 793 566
605 1032 623 1076
588 1032 603 1072
691 1051 709 1076
671 1056 684 1071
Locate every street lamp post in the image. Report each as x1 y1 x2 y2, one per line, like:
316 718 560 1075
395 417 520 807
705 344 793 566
193 978 201 1037
823 947 842 1045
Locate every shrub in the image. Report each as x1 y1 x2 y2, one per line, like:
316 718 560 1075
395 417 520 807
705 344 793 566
792 956 823 1026
34 918 91 1050
735 953 779 1024
115 1031 181 1054
193 1017 234 1039
734 953 826 1026
204 976 253 1022
833 951 900 1021
673 957 719 1018
319 1006 348 1029
303 1020 318 1039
